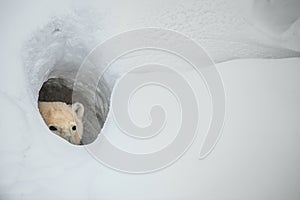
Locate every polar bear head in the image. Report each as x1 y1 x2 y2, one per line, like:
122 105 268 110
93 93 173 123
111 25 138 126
38 101 84 145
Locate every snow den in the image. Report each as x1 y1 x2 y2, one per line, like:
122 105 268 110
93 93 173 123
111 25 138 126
23 18 111 145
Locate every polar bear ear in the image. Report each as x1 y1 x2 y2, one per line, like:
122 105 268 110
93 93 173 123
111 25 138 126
72 102 84 119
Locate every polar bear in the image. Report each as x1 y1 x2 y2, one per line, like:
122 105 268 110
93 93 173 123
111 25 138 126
38 101 84 145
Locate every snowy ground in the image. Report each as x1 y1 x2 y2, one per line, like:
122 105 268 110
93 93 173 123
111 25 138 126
0 0 300 199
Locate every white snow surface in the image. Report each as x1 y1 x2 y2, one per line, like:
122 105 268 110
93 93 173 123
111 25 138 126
1 0 300 199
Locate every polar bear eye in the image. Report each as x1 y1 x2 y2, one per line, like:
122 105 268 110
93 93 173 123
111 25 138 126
49 126 57 131
72 125 77 131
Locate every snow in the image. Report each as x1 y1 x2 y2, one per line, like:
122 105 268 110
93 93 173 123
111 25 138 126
0 0 300 199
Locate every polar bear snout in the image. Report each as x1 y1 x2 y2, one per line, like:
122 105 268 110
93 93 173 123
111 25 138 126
61 130 72 139
61 130 81 145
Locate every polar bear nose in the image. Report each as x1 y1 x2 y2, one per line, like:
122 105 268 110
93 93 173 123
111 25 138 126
61 131 71 138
